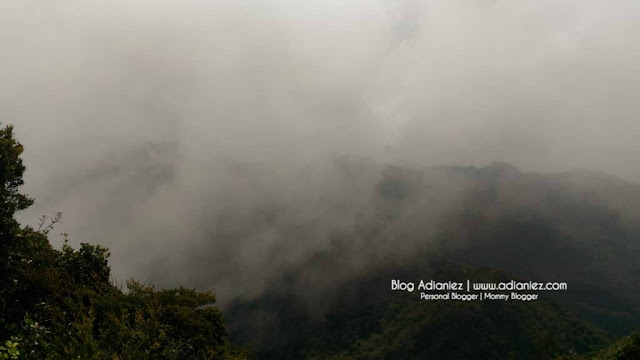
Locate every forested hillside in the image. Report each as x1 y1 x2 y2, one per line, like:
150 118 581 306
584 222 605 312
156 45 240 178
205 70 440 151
224 160 640 359
227 262 614 359
0 124 245 359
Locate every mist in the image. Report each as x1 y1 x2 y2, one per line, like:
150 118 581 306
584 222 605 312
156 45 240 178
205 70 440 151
3 0 640 303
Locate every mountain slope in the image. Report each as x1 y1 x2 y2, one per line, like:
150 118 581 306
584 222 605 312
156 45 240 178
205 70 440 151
224 160 640 359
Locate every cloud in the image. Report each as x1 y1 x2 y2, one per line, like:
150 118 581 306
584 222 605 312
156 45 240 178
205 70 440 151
3 0 640 301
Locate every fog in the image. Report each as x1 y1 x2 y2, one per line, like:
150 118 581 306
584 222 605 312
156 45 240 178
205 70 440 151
3 0 640 302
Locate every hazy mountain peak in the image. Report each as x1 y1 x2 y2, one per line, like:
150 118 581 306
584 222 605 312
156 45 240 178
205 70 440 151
480 161 522 177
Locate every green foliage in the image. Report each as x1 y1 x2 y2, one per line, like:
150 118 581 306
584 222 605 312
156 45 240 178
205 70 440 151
228 267 613 360
556 331 640 360
91 281 240 359
0 122 246 359
313 292 609 360
0 338 20 359
591 331 640 360
0 124 33 226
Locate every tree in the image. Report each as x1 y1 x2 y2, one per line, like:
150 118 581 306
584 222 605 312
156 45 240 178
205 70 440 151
0 123 39 341
0 124 33 241
0 123 245 359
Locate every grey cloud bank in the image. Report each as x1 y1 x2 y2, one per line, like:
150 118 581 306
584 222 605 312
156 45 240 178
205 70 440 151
2 0 640 302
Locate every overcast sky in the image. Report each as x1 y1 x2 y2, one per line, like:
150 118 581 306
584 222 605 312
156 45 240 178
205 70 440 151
2 0 640 298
